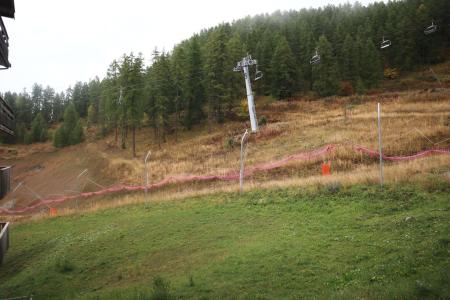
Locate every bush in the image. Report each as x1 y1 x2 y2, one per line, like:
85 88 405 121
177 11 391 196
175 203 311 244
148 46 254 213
55 257 75 273
259 115 268 126
384 68 399 80
325 181 342 194
150 276 174 300
239 98 248 118
225 137 235 149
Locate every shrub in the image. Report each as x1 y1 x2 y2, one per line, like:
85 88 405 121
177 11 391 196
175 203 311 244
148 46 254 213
259 115 268 126
225 137 235 149
150 276 174 300
384 68 399 80
55 257 75 273
239 98 248 118
325 181 342 194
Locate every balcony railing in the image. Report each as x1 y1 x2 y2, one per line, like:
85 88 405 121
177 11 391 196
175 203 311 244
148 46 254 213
0 17 10 68
0 95 14 135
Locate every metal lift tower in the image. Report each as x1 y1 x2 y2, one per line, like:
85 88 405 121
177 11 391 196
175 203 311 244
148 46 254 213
233 54 262 133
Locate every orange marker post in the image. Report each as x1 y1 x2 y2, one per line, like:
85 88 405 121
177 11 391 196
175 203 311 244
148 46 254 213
49 207 57 217
322 162 331 176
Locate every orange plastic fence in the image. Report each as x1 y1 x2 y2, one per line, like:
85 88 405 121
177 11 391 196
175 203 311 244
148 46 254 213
0 144 449 216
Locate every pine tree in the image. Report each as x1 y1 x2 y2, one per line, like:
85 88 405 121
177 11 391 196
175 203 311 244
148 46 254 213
255 27 277 95
101 60 120 142
171 45 188 141
54 103 84 147
270 35 297 99
225 33 246 113
184 36 205 129
205 26 229 123
87 104 96 128
42 86 55 123
53 126 66 148
360 38 382 88
118 53 145 156
88 77 101 122
69 120 84 145
31 83 43 118
312 35 340 97
52 92 64 123
30 113 48 143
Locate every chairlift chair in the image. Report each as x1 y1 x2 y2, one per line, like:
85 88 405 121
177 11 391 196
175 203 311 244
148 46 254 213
380 37 391 49
424 22 437 35
310 50 320 65
254 65 263 81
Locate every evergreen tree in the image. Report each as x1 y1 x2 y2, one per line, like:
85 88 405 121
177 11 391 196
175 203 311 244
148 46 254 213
54 103 84 148
87 104 96 128
205 26 229 123
225 33 246 112
360 38 382 88
184 36 205 128
31 83 43 118
117 53 145 155
69 120 84 145
171 45 188 141
30 113 48 143
88 77 101 122
53 126 66 148
255 27 277 95
270 35 297 99
42 86 55 123
52 92 64 123
312 35 340 97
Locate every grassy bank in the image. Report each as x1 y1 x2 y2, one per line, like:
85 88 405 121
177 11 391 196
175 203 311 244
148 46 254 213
0 183 449 299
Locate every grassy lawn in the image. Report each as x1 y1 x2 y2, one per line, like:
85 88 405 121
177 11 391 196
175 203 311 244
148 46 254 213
0 184 449 299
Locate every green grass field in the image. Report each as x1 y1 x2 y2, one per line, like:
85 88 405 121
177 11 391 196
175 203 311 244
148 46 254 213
1 183 449 299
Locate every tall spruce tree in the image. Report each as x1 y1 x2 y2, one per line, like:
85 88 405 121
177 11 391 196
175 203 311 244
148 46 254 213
54 103 84 148
312 35 340 97
270 35 297 99
184 36 205 129
205 26 230 124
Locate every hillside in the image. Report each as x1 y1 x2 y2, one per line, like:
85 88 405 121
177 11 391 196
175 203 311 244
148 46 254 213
0 61 449 300
0 63 450 214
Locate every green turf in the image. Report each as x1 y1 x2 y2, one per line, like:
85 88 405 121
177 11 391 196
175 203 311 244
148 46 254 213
0 184 449 299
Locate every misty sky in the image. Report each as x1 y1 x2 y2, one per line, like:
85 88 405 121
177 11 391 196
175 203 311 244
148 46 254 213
1 0 381 94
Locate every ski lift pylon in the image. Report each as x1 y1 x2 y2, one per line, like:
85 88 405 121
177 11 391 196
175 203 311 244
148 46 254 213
380 36 391 49
310 50 320 65
424 21 437 35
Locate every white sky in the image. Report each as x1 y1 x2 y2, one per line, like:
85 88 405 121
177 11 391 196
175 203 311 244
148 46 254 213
1 0 379 94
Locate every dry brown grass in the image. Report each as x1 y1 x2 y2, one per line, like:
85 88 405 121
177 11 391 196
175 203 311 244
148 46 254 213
1 85 449 214
14 153 446 222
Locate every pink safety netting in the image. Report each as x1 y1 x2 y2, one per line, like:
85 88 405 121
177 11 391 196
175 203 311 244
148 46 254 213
0 144 448 215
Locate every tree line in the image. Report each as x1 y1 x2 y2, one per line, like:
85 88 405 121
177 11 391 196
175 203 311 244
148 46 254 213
1 0 448 154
